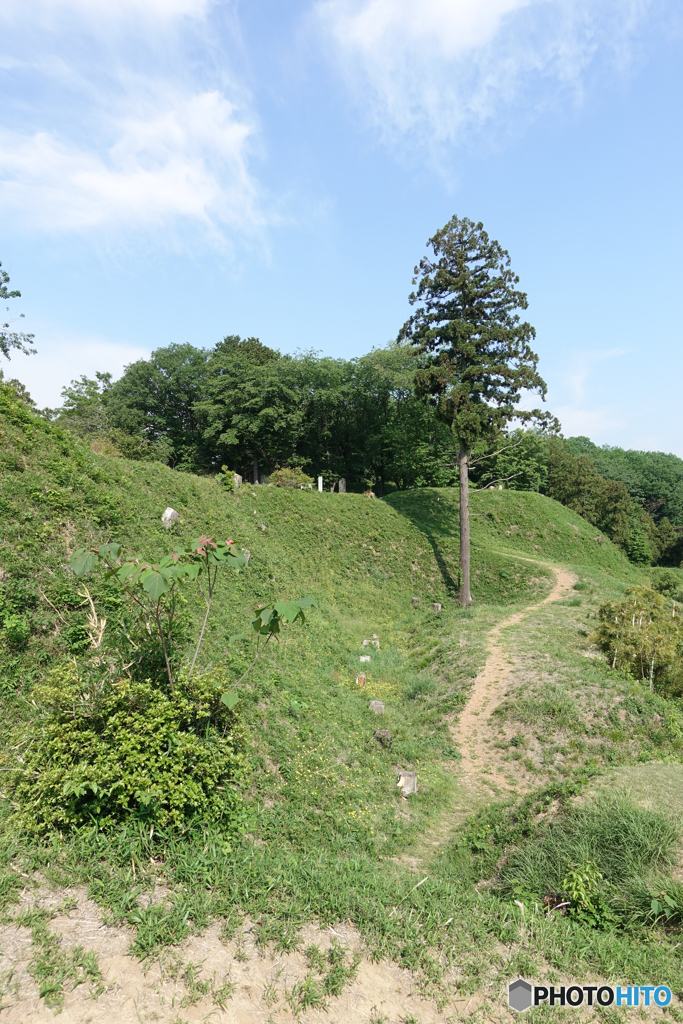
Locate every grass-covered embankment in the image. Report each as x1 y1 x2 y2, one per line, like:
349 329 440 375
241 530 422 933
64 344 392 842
3 381 683 1016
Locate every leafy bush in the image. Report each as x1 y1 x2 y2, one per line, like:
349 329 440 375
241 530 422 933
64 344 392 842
2 612 31 647
269 466 314 489
592 586 683 691
215 465 236 491
9 666 247 833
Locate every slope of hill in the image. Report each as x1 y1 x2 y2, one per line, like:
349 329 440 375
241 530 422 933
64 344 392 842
2 382 683 1021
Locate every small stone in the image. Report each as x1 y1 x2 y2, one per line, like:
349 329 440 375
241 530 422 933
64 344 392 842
433 602 442 614
397 770 418 795
368 700 384 714
362 637 380 649
412 597 420 607
243 549 251 564
360 655 371 663
374 729 392 747
161 507 179 529
356 673 367 688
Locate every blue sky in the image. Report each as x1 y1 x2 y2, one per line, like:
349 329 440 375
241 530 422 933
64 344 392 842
1 0 682 455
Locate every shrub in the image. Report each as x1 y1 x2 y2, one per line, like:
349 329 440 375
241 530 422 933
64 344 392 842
592 586 683 691
497 795 681 928
2 613 31 648
9 666 248 833
269 466 314 489
216 465 236 491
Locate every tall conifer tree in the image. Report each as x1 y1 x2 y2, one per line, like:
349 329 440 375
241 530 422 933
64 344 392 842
399 216 555 605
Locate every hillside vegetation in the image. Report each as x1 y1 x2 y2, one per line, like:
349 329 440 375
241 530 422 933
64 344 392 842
3 381 683 1018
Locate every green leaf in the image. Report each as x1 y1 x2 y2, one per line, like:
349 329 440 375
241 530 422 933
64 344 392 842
274 600 303 623
229 633 252 644
142 571 170 599
71 549 98 577
97 542 122 562
221 691 239 709
295 596 317 609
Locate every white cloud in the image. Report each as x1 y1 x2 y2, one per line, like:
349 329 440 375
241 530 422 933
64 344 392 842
316 0 652 145
4 335 151 409
0 90 264 238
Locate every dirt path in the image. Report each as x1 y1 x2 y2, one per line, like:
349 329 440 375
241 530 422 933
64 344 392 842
452 564 576 794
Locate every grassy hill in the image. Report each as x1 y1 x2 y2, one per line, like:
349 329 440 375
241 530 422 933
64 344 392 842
2 381 683 1015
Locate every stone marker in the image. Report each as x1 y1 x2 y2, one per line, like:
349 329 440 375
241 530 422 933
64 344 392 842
397 770 418 796
356 673 366 688
412 597 420 607
338 478 347 493
362 635 380 650
433 602 442 614
161 507 179 529
360 655 371 663
368 700 384 714
234 473 242 489
318 476 323 492
374 729 392 747
243 549 251 564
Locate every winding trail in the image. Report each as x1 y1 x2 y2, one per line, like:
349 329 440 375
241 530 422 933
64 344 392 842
452 563 576 793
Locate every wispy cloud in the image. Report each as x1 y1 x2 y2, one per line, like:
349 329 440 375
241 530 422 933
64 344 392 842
315 0 653 147
0 89 262 236
0 0 265 244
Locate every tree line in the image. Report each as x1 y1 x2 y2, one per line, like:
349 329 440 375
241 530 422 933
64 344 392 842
3 216 682 596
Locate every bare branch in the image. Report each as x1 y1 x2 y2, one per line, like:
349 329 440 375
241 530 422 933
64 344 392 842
469 438 524 466
472 472 523 492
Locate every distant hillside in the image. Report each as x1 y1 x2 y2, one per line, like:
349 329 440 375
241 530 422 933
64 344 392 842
567 435 683 526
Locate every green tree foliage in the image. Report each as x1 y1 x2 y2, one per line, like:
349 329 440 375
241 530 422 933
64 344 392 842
566 436 683 526
53 372 113 435
0 261 36 360
398 215 556 604
106 343 210 470
547 439 660 565
469 428 550 493
592 586 683 692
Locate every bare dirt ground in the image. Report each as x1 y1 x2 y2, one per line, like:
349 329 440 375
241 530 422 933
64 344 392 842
451 565 576 798
0 883 488 1024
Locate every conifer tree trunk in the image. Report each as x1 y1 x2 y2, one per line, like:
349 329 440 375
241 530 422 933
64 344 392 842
458 443 472 607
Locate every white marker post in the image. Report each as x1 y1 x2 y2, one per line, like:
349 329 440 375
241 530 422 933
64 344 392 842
318 475 323 492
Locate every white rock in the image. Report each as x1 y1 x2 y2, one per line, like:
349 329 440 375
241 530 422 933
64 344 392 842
161 507 180 529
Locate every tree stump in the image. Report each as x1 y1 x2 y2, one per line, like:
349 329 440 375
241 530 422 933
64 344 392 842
412 597 420 607
374 729 392 747
356 673 366 688
368 700 384 714
161 507 179 529
433 602 442 614
397 770 418 795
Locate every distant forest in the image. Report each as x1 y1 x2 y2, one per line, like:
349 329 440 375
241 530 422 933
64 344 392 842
5 338 682 569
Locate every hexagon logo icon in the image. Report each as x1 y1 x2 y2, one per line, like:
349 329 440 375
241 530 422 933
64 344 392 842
509 978 533 1012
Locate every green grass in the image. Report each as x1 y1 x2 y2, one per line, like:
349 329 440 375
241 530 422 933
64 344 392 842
2 387 683 1011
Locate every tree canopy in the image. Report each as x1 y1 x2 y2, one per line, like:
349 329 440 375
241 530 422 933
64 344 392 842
0 262 36 361
398 215 556 603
